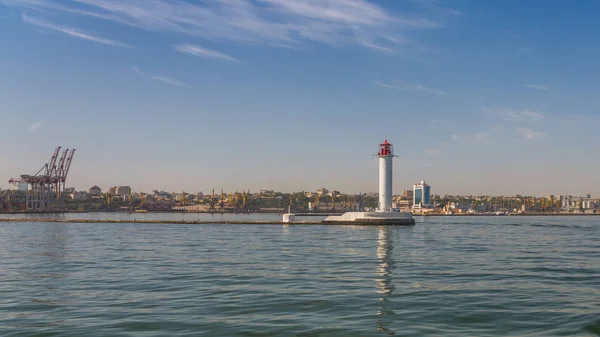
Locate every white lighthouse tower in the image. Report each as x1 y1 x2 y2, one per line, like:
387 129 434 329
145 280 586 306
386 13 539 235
323 138 414 225
378 139 394 212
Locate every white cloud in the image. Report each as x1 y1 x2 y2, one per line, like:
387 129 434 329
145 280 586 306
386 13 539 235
132 67 145 76
524 84 549 91
516 127 545 140
258 0 393 25
28 121 42 132
132 67 190 88
407 0 463 16
22 13 133 48
451 131 491 144
483 107 544 124
375 80 446 95
149 75 189 88
5 0 454 53
173 44 239 62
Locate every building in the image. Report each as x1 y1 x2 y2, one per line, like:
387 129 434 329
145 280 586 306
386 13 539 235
395 190 414 209
447 202 470 213
559 195 571 210
110 186 132 199
329 190 342 197
147 198 176 210
70 191 88 201
316 188 329 196
89 185 102 197
258 190 274 196
413 179 431 209
394 200 412 210
582 200 596 209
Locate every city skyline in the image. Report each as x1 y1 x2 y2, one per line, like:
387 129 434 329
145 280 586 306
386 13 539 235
1 0 600 196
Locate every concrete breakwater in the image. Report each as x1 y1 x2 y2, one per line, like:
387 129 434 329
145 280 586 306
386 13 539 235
0 218 322 225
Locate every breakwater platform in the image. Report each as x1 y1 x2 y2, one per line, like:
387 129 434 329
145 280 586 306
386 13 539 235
0 218 323 225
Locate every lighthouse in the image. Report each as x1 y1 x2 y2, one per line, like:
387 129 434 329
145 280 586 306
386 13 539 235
322 138 414 226
378 139 394 212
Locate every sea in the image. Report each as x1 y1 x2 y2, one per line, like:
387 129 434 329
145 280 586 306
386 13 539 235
0 214 598 336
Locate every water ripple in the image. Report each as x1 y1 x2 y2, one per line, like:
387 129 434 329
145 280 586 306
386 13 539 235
0 217 598 336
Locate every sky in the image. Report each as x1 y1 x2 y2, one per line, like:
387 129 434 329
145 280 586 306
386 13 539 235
1 0 600 196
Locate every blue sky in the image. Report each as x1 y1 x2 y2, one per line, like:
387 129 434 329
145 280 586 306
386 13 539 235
1 0 599 196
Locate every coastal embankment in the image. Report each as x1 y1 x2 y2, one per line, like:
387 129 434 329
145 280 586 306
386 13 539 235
0 218 322 225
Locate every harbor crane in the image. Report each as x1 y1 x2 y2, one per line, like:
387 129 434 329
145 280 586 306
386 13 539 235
9 146 76 212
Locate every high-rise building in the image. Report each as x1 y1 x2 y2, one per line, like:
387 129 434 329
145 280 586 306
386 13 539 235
413 179 431 208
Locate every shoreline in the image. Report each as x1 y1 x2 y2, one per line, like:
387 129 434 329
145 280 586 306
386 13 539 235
0 211 598 216
414 213 600 216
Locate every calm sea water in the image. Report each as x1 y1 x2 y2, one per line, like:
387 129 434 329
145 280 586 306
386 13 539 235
1 211 303 221
1 216 598 336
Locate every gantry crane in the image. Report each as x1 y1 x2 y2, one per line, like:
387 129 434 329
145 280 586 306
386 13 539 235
9 146 75 211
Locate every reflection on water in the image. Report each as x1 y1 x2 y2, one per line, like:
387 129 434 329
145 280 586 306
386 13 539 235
376 226 396 335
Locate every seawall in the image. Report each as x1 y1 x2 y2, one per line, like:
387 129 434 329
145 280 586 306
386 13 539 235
0 218 322 225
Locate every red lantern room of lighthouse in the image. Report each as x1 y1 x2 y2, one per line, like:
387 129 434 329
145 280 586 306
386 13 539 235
378 140 393 156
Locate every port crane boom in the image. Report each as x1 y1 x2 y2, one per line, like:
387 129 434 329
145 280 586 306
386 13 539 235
7 146 76 212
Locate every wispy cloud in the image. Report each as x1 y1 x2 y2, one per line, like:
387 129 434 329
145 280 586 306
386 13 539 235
451 131 491 144
4 0 454 53
259 0 393 25
483 107 544 124
516 127 545 140
28 121 42 133
22 13 133 48
428 118 442 130
132 67 145 76
132 67 190 88
173 44 239 62
375 80 446 95
407 0 463 15
524 84 549 91
149 75 189 88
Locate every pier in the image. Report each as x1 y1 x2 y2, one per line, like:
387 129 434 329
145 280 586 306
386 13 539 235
0 218 323 225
